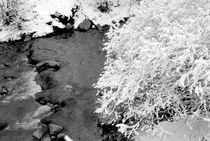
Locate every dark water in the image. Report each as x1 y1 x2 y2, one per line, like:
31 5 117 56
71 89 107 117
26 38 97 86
0 30 105 141
0 30 129 141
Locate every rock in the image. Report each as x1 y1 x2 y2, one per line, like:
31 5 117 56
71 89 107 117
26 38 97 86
36 60 61 73
35 96 48 105
78 19 92 31
42 135 51 141
50 135 56 141
0 64 8 69
64 135 74 141
24 35 32 42
63 85 73 93
40 115 52 125
48 124 63 135
57 134 73 141
96 24 102 32
0 86 9 96
60 97 76 108
0 123 8 131
32 129 44 140
66 23 73 30
41 124 49 134
57 133 65 141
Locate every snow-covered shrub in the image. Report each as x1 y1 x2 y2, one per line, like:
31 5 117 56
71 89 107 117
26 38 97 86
95 0 210 138
0 0 23 26
74 0 139 27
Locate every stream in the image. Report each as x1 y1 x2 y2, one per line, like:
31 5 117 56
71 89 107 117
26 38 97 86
0 29 128 141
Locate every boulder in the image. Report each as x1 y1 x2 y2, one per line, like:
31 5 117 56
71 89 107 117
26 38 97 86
32 129 44 140
48 124 63 135
78 19 92 31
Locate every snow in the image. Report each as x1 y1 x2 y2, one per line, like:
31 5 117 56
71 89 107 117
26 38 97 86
74 0 131 27
0 0 131 42
0 0 77 41
136 116 210 141
64 135 74 141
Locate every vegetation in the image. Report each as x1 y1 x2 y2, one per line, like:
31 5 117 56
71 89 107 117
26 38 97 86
94 0 210 139
0 0 21 26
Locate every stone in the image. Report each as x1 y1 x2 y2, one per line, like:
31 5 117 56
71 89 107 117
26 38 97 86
60 97 76 108
63 85 73 93
57 133 65 141
32 129 44 140
24 35 32 42
78 19 92 31
41 124 48 134
48 124 63 135
64 135 74 141
0 123 8 131
57 134 73 141
50 135 56 141
0 86 8 96
42 135 51 141
36 60 61 73
0 64 7 69
96 24 102 32
66 23 73 30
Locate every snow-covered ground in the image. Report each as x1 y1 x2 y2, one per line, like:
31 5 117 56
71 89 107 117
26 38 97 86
136 116 210 141
0 0 132 42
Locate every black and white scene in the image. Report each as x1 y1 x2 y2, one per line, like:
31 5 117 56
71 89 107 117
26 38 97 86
0 0 210 141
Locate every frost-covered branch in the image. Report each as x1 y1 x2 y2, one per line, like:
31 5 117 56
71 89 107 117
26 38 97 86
95 0 210 138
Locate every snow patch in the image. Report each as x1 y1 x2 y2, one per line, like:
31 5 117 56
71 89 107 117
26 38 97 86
136 116 210 141
0 0 132 42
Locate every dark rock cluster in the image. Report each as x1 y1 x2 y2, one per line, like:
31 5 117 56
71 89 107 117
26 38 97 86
32 123 66 141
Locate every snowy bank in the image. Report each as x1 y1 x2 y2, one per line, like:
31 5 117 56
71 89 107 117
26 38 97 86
136 116 210 141
0 0 132 42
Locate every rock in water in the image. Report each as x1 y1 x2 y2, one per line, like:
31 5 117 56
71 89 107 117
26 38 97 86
42 135 51 141
0 86 9 96
0 123 8 131
48 124 63 135
32 129 44 140
57 133 65 141
57 133 73 141
66 23 73 30
78 19 91 31
64 135 74 141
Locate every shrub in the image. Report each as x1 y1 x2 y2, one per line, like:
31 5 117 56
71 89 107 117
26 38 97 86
94 0 210 139
0 0 21 26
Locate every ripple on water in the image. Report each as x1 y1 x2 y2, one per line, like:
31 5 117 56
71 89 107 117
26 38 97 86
2 70 42 102
0 70 51 130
